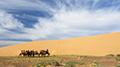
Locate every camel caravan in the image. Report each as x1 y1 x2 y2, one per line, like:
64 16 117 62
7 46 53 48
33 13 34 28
19 49 50 57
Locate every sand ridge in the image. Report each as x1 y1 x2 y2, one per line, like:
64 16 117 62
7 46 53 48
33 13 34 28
0 32 120 56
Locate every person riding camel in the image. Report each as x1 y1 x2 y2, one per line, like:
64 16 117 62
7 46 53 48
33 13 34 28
46 49 49 53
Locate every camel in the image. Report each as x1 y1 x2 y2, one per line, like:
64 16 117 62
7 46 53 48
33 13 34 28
29 50 34 57
19 50 30 57
34 51 39 56
29 50 39 57
38 50 50 57
19 50 50 57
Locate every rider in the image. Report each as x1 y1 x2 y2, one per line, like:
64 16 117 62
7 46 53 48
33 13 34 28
46 49 49 53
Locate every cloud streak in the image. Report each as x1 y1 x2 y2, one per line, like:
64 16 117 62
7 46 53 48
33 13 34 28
0 10 24 29
0 0 55 13
0 41 25 46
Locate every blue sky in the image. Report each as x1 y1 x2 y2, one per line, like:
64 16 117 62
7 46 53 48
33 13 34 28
0 0 120 47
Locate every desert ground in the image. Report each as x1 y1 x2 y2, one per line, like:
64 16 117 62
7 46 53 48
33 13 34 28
0 55 120 67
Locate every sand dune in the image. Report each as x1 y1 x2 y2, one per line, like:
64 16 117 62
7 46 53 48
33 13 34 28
0 32 120 56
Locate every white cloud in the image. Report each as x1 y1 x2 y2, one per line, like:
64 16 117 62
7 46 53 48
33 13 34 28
92 0 100 8
0 0 55 12
0 41 25 46
22 8 120 40
31 8 120 39
0 10 30 40
0 10 24 29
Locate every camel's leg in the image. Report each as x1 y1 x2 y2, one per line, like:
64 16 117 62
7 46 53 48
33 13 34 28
27 53 29 57
33 54 34 57
30 54 31 57
44 54 46 57
38 54 40 57
48 53 50 56
23 54 25 57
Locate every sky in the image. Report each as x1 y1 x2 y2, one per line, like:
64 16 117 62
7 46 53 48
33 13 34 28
0 0 120 47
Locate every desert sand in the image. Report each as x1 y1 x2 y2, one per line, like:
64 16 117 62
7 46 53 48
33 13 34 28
0 32 120 56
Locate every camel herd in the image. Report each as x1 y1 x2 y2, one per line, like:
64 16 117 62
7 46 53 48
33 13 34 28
19 50 50 57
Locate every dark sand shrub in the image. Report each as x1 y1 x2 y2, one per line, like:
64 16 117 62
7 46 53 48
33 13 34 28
106 54 114 57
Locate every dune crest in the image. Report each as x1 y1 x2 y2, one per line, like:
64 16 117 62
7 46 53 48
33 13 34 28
0 32 120 56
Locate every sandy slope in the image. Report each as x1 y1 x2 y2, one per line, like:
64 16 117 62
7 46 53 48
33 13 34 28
0 32 120 56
